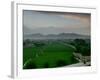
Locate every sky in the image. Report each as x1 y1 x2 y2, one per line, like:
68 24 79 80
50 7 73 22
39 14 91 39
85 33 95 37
23 10 91 35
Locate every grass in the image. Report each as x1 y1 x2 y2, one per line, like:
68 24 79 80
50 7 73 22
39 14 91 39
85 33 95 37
23 41 78 69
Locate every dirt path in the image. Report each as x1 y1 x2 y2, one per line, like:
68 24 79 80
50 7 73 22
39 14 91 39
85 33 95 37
66 62 86 67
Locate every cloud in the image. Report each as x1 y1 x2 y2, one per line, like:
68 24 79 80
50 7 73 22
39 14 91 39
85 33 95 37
59 13 90 27
23 10 90 35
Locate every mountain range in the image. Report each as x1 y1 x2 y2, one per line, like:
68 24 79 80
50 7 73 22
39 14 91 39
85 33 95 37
24 33 90 40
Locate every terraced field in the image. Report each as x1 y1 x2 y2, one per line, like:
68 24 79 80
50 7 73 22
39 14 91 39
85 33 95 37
23 41 78 69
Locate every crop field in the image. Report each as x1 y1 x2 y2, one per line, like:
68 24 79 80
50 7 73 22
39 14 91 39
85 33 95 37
23 40 79 69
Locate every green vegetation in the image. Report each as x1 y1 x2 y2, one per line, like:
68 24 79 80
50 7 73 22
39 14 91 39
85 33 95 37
23 59 37 69
56 59 68 67
23 40 79 69
70 39 91 56
23 38 90 69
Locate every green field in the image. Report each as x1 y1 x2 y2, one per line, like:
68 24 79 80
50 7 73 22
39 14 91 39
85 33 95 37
23 41 78 69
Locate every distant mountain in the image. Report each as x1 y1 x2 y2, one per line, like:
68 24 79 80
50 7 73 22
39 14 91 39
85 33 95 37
24 33 90 40
59 33 80 36
26 33 43 37
23 26 90 36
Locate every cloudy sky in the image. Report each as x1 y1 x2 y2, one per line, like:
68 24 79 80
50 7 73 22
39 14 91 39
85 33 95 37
23 10 91 35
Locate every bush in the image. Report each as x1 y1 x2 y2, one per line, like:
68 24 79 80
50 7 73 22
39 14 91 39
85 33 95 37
23 59 37 69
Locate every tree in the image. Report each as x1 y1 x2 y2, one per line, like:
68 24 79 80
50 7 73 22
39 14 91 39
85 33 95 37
71 39 88 53
80 45 90 56
23 39 32 47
